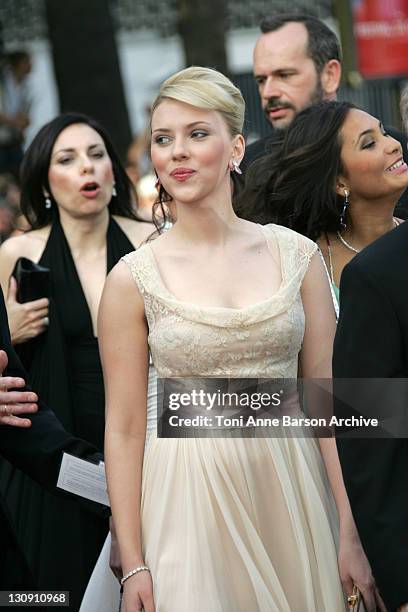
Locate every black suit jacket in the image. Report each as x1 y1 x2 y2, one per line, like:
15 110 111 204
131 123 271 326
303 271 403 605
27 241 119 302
0 289 109 588
242 125 408 216
333 221 408 610
241 130 282 173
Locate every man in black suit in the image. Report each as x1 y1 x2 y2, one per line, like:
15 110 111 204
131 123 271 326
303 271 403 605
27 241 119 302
242 13 408 213
333 220 408 611
0 288 108 589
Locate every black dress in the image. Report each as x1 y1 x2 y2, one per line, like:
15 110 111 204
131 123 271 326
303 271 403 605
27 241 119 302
0 215 134 611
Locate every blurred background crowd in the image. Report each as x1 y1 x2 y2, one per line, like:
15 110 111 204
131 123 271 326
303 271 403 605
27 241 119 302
0 0 407 241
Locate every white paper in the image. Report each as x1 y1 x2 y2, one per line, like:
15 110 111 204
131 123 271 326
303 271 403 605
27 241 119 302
57 453 110 506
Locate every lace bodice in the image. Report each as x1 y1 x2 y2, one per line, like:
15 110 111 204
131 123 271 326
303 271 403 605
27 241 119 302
122 224 317 379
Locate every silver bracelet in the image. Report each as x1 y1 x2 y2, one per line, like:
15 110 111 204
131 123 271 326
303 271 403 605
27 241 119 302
120 565 150 586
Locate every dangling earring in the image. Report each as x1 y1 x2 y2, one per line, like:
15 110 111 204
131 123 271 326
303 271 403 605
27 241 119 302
112 184 117 197
45 196 52 209
230 159 242 175
155 177 161 190
339 189 349 230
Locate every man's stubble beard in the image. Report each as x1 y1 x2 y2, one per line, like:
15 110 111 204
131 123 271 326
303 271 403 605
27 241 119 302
265 76 325 135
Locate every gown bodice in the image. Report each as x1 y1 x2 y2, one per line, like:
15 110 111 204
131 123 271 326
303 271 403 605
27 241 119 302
122 224 318 379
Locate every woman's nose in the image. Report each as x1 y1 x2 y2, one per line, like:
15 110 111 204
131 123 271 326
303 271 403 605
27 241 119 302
171 137 189 159
80 155 95 173
385 134 402 156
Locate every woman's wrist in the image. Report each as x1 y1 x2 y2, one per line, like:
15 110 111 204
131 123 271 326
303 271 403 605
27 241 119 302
117 535 145 569
339 518 360 543
122 555 146 573
337 502 359 537
121 565 151 586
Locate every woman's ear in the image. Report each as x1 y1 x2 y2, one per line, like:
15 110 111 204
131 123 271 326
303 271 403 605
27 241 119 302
335 178 349 198
232 134 245 165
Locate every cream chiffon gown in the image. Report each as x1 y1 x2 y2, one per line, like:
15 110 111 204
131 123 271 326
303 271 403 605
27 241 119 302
81 224 346 612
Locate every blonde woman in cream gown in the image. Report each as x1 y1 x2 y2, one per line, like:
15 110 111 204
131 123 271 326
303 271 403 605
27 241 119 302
83 67 381 612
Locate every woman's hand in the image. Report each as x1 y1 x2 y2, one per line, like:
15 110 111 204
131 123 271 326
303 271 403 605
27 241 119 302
109 517 122 582
7 277 49 345
338 532 387 612
122 571 155 612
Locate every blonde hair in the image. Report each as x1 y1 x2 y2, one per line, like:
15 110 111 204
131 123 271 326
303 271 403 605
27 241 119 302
400 85 408 134
151 66 245 136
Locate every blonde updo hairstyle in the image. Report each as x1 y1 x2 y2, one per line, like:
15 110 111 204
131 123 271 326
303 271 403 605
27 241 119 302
150 67 246 231
151 66 245 137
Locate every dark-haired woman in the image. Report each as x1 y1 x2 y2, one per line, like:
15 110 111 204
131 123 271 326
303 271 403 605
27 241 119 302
0 114 153 610
236 101 408 315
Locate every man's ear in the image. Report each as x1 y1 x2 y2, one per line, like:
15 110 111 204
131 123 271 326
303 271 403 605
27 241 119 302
320 60 342 100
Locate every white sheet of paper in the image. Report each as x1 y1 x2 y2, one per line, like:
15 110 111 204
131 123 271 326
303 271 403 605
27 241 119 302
57 452 110 506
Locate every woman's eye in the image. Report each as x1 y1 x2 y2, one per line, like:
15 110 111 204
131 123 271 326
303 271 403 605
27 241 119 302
92 151 105 159
57 157 72 164
155 135 171 145
191 130 208 138
362 141 375 150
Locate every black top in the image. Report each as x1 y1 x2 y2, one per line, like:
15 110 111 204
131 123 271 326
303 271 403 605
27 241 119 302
26 215 134 446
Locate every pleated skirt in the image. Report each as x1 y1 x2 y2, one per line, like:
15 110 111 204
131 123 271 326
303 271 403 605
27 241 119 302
141 434 346 611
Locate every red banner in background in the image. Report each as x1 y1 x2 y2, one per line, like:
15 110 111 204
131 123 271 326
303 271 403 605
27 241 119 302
353 0 408 77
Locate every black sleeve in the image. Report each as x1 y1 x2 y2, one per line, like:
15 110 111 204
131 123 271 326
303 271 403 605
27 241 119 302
334 260 402 378
333 262 408 611
0 289 109 518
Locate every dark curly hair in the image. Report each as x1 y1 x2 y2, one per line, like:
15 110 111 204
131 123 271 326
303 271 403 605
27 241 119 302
20 112 139 229
235 101 355 241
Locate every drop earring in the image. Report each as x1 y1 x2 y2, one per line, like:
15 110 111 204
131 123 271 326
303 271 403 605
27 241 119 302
45 196 52 209
231 159 242 175
155 177 161 190
112 184 117 197
339 189 349 229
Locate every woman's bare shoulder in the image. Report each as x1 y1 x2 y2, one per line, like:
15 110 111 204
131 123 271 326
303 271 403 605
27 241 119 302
0 227 51 263
113 215 154 248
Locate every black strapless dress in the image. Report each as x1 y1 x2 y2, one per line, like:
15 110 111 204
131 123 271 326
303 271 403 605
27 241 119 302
0 216 135 611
